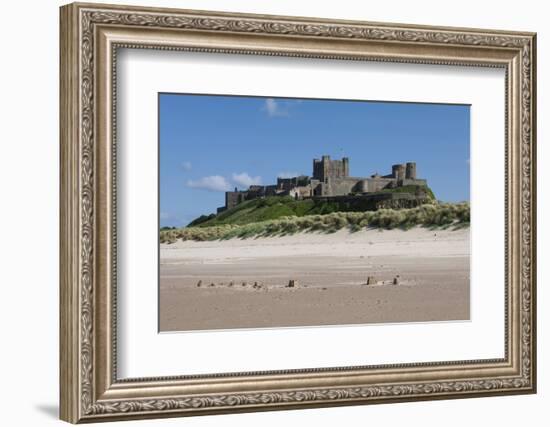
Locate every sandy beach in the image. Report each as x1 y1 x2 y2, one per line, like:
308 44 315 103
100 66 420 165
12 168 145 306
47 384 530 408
160 226 470 331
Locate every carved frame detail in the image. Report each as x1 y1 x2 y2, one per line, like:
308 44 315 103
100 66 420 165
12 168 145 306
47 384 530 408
60 2 536 423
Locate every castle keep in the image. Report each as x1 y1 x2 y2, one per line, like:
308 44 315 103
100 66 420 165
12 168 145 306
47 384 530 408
218 156 428 212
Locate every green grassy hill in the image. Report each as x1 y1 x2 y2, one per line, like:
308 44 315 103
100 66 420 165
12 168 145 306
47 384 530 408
188 185 436 228
189 196 338 227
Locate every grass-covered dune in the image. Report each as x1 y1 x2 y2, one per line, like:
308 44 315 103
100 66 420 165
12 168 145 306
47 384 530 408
161 202 469 244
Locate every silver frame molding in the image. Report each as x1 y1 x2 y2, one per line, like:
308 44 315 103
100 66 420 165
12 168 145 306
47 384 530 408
60 2 537 423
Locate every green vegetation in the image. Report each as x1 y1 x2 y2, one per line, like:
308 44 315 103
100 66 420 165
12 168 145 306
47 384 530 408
188 184 436 228
186 213 216 227
160 202 470 244
190 196 340 227
380 184 436 200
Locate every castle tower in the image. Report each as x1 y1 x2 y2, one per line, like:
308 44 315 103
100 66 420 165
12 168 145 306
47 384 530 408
405 162 416 179
313 156 329 181
322 155 330 181
313 155 350 182
392 164 406 181
342 157 350 177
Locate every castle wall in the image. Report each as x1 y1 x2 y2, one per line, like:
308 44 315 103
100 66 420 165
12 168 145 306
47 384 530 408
277 177 294 191
310 179 323 196
225 191 244 210
265 185 278 196
361 177 395 193
311 192 431 212
325 177 360 196
356 180 369 193
289 185 312 200
222 157 427 211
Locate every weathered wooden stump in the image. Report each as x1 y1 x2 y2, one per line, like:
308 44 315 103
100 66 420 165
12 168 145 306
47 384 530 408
366 276 376 285
287 280 298 288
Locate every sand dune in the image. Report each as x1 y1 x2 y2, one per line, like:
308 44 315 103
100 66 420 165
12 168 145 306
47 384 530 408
160 226 470 331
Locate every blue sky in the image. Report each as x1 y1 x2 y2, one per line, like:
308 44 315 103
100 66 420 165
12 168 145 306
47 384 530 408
159 93 470 227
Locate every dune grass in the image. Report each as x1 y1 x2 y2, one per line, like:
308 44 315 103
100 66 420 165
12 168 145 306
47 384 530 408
160 202 469 244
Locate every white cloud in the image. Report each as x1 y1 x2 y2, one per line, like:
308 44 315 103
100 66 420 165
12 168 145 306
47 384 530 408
186 173 262 191
263 98 289 117
186 175 231 192
231 172 262 188
182 161 192 171
277 171 300 179
160 212 171 220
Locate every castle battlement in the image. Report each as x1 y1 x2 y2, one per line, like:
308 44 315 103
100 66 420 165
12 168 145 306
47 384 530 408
217 156 427 213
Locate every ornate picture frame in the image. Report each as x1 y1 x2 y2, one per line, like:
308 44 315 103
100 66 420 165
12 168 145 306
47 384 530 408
60 2 536 423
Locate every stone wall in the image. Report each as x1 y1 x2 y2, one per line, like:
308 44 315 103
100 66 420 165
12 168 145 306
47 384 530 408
325 177 360 196
361 177 395 193
312 192 431 212
225 191 243 210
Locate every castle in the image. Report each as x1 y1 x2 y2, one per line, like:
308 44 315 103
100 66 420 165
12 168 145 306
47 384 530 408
218 156 428 213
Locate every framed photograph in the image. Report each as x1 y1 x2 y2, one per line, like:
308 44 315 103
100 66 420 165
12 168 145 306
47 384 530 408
60 2 537 423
